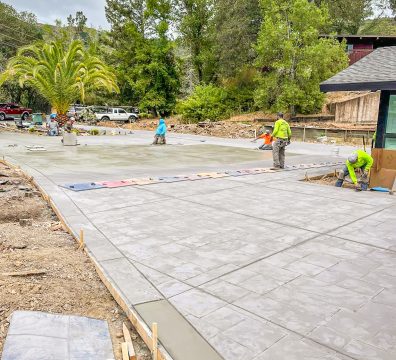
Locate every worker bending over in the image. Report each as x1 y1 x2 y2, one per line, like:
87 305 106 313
271 113 291 169
153 118 167 145
336 150 373 191
253 129 273 150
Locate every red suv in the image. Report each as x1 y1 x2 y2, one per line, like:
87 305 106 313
0 103 32 121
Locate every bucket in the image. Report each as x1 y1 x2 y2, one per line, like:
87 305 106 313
32 113 43 125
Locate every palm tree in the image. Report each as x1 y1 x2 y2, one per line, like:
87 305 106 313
0 39 119 116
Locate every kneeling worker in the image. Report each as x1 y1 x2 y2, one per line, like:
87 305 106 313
153 117 167 145
271 113 291 169
336 150 373 191
253 129 273 150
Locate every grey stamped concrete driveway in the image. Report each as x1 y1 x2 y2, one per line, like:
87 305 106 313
1 130 396 360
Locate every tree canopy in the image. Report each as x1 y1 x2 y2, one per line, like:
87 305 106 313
0 40 119 114
255 0 348 114
1 0 395 118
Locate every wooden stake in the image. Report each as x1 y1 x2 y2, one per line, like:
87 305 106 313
1 270 46 277
78 229 85 250
152 322 158 360
390 177 396 195
123 323 136 360
121 342 129 360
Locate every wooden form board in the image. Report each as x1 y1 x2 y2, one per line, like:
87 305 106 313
123 323 137 360
370 148 396 189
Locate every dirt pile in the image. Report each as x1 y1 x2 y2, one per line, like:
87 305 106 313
0 163 150 360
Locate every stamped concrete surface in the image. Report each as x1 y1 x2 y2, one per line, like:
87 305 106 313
2 311 114 360
1 130 395 360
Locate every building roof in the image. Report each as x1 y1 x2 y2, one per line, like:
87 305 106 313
320 46 396 92
321 34 396 39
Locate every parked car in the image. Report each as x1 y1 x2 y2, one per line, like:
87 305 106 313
0 103 32 121
94 107 139 123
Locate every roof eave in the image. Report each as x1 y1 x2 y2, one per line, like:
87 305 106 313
320 82 396 92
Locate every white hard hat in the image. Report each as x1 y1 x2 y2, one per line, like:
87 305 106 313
348 153 358 164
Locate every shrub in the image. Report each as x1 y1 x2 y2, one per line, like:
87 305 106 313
177 85 230 123
138 112 153 119
71 128 80 135
222 67 257 113
28 127 36 133
89 128 99 136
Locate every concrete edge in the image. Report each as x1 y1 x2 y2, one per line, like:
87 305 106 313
0 158 174 360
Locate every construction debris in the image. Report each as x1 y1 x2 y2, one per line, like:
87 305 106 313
18 218 33 227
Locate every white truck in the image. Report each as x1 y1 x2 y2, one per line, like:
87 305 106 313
94 107 139 123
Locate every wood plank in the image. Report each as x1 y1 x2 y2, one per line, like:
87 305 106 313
78 229 85 250
123 322 137 360
122 342 129 360
1 270 46 277
152 322 158 360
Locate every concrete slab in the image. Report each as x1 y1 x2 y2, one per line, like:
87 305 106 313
1 130 396 360
2 311 114 360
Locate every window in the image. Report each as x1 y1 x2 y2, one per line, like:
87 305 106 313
386 95 396 134
118 109 126 114
385 94 396 149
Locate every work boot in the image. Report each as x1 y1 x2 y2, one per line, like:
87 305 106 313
361 183 368 191
335 179 343 188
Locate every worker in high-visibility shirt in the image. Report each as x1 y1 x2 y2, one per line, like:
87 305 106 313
335 150 373 191
271 113 291 169
253 129 273 150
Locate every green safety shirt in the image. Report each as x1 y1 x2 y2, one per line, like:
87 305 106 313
272 119 292 140
346 150 374 185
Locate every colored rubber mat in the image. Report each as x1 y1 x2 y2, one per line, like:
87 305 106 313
61 182 105 192
98 180 137 188
156 176 190 183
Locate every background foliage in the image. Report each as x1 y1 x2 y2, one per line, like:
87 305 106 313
0 0 396 118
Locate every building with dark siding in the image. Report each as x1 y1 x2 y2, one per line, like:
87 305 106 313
320 46 396 188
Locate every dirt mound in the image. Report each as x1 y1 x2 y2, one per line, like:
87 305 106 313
0 168 48 222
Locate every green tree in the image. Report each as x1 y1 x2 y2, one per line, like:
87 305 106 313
67 11 88 33
0 2 49 111
105 0 180 114
134 0 180 114
255 0 348 114
213 0 261 78
0 2 43 62
314 0 372 34
176 0 215 83
359 17 396 35
0 40 119 114
106 0 146 34
66 11 90 43
391 0 396 14
177 84 230 122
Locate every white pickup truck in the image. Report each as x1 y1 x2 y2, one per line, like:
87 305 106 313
94 107 139 123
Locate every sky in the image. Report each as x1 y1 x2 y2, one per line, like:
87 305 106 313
3 0 110 29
